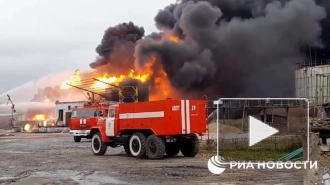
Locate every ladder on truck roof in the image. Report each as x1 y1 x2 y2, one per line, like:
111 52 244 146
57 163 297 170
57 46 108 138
65 77 139 103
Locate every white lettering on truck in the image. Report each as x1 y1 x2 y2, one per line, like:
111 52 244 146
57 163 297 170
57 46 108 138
172 105 180 111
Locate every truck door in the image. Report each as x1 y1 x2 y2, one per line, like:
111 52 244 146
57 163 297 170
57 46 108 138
105 108 115 136
69 109 80 130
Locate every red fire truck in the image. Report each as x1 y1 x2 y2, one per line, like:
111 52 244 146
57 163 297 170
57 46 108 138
69 102 112 142
89 99 207 159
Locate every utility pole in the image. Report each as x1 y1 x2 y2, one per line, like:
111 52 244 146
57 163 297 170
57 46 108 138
6 94 16 128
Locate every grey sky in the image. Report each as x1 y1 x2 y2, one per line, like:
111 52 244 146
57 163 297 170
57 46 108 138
0 0 175 93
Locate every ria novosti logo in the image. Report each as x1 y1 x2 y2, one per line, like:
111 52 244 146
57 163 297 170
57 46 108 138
207 155 318 175
207 155 227 174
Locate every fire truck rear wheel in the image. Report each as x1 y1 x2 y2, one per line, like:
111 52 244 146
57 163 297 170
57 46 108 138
129 132 147 158
146 134 165 159
91 132 107 155
165 143 180 157
180 134 199 157
73 136 81 142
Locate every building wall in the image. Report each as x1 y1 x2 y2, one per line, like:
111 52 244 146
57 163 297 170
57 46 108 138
55 102 87 121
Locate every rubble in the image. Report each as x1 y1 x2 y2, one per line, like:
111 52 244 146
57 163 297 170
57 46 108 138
310 118 330 130
304 119 330 185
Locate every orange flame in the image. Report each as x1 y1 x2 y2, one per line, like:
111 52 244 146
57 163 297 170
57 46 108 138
149 69 171 100
90 69 150 90
169 35 182 43
58 56 174 101
60 70 81 89
31 114 46 121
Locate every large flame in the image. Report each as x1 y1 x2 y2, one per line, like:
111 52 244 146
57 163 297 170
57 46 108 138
91 69 150 90
60 69 151 91
31 114 46 121
57 56 174 101
60 70 81 89
146 66 173 101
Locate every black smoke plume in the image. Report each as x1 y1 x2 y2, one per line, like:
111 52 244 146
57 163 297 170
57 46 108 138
89 22 145 75
134 0 327 98
31 0 330 103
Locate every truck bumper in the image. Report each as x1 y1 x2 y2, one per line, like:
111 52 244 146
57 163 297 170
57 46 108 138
69 130 90 137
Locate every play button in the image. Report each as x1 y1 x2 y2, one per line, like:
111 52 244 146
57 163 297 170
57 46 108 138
249 116 279 147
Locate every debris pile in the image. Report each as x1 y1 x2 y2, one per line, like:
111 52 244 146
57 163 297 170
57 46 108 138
310 118 330 130
304 132 330 184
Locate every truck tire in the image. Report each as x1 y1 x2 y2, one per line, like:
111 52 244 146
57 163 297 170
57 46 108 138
73 136 81 142
123 144 131 155
165 143 180 157
129 132 147 158
91 132 107 155
146 134 165 159
180 134 199 157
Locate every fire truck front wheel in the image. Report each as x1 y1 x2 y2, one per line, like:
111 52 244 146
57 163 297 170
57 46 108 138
91 132 107 156
146 134 165 160
129 132 147 158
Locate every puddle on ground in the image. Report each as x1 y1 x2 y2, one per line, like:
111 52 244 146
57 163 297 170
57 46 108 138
0 140 14 142
12 170 130 185
0 176 16 180
0 150 31 154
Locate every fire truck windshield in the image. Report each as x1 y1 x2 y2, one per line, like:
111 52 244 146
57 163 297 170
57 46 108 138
72 109 98 118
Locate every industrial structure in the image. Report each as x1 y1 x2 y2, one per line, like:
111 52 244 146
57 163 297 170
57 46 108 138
205 60 330 132
188 64 328 168
53 77 144 128
50 77 152 139
295 60 330 118
295 60 330 106
207 99 308 133
64 78 143 103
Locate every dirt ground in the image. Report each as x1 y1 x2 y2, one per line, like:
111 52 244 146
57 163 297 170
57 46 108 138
208 123 244 134
0 132 304 185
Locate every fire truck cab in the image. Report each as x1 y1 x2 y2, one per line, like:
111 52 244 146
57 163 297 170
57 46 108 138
69 103 109 142
90 99 207 159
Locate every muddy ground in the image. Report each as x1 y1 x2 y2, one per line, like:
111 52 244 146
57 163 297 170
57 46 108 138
0 133 303 185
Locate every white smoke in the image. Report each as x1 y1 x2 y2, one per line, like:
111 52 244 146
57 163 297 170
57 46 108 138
0 70 87 103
